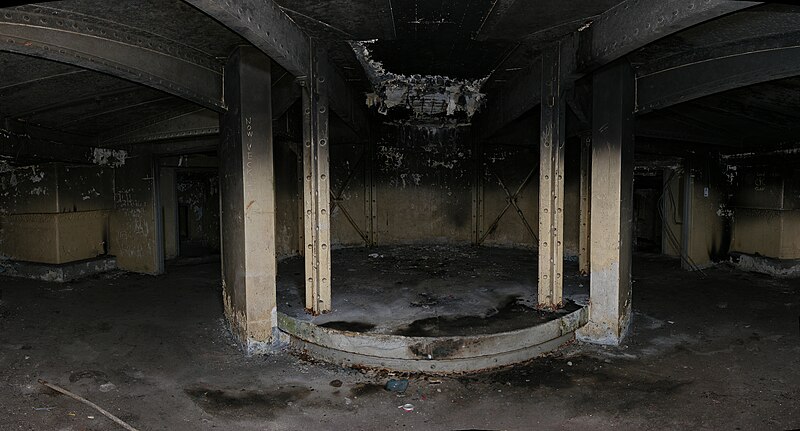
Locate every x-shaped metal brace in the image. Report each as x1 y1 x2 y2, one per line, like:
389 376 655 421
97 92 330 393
478 165 539 245
330 150 369 244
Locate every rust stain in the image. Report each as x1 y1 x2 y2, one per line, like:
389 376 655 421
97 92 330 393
246 200 255 211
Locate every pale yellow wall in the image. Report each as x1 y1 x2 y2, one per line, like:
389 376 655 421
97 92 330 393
0 214 60 263
779 211 800 259
0 163 113 265
687 177 726 267
731 209 782 257
729 166 800 260
57 211 109 263
109 153 161 274
661 170 683 257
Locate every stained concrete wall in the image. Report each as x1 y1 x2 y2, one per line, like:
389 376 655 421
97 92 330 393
779 210 800 259
109 152 161 274
330 142 369 248
177 170 220 251
731 209 783 257
680 156 730 269
0 164 58 214
729 164 800 259
274 141 300 258
685 168 727 268
159 167 179 259
372 125 473 245
661 169 683 257
0 214 60 263
0 163 113 264
320 120 582 254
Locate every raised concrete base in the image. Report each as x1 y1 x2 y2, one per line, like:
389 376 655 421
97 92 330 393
0 256 117 282
278 306 588 374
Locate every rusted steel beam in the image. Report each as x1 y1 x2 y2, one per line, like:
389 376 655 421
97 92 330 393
0 5 224 111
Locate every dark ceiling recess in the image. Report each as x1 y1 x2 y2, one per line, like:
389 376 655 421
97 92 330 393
366 0 510 79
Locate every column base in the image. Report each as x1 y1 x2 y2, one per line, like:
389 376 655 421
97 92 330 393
576 305 632 346
244 328 290 356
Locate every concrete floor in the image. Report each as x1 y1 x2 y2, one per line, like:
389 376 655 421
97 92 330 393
1 253 798 430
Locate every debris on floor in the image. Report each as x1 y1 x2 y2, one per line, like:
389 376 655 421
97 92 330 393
398 403 414 412
385 379 409 393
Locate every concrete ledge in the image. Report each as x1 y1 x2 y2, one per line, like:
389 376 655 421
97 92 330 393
0 256 117 282
278 306 588 374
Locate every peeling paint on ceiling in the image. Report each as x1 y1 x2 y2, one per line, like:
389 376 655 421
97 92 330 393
91 148 128 168
350 40 487 123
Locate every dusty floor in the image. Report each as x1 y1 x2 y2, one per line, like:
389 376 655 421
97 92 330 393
278 246 585 336
0 251 799 430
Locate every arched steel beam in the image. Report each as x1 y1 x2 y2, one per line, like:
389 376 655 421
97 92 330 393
582 0 760 70
96 74 302 146
0 5 225 111
637 43 800 114
97 106 219 146
183 0 368 136
474 0 761 139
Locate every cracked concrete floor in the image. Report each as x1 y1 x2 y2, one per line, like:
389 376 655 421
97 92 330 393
0 253 798 430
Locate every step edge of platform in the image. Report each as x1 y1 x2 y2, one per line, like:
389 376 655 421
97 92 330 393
278 306 588 361
288 332 576 374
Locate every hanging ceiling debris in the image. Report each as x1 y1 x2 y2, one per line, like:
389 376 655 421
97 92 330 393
350 40 487 124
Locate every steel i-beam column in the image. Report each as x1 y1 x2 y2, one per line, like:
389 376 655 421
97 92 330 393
578 60 635 345
538 43 567 309
578 132 592 275
303 43 332 314
219 46 277 353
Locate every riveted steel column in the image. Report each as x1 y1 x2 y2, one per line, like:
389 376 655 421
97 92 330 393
219 47 277 352
365 128 378 246
578 59 635 345
472 133 485 245
303 42 332 314
538 43 567 309
578 132 592 275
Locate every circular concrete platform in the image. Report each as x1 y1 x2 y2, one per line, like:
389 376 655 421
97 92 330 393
276 245 589 373
278 306 587 373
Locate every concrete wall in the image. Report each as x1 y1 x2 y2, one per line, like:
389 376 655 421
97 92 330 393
320 121 583 254
330 142 369 248
177 170 220 251
731 209 783 257
480 141 540 248
779 210 800 259
109 152 161 273
729 164 800 259
0 163 113 265
372 125 473 245
160 167 179 259
0 214 60 263
661 169 683 257
671 155 733 269
274 141 300 257
685 166 728 268
0 164 59 214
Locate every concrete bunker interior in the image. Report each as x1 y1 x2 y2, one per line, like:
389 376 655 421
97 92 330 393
1 1 799 429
